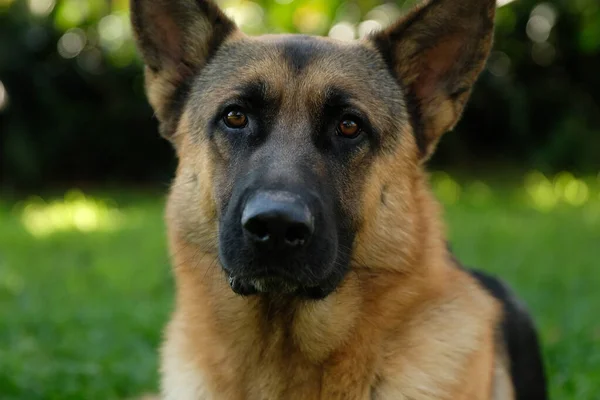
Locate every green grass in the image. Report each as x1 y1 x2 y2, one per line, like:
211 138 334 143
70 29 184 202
1 173 599 399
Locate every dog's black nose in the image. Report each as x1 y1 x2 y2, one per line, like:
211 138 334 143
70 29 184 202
242 191 314 249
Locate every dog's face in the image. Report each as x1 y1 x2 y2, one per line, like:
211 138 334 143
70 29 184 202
131 0 496 298
191 36 408 298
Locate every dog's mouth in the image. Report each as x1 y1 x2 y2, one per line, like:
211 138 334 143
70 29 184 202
228 275 300 295
227 272 335 299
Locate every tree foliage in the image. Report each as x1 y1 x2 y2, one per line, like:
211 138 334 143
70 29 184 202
1 0 599 189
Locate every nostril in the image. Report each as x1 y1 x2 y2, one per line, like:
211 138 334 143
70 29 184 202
241 191 315 248
284 223 311 247
244 218 270 242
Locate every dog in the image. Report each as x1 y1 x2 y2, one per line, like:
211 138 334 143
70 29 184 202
130 0 547 398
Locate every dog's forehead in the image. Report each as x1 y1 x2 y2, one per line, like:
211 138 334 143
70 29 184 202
258 34 366 72
194 34 403 118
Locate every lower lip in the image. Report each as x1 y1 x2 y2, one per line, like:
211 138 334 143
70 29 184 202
228 275 300 294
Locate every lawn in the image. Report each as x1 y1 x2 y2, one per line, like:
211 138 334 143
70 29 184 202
0 172 599 399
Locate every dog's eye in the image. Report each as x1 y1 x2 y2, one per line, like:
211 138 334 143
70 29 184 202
224 109 248 129
337 119 360 138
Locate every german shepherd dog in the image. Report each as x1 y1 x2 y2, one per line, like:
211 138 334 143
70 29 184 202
130 0 547 398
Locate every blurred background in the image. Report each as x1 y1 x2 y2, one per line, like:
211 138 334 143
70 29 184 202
0 0 599 399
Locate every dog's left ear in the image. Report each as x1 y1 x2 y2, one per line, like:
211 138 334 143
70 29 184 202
130 0 238 140
372 0 496 160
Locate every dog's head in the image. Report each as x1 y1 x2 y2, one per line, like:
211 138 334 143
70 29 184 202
131 0 496 298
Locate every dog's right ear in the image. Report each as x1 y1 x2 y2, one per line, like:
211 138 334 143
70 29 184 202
371 0 496 161
130 0 238 139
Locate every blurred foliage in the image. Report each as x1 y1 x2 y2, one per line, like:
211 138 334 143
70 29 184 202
0 0 599 190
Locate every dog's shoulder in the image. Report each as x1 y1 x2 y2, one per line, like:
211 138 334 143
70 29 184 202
451 254 548 400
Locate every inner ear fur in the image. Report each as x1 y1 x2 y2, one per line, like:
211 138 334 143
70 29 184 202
372 0 496 160
130 0 238 139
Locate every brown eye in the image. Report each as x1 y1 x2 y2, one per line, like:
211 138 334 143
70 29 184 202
224 109 248 129
338 119 360 138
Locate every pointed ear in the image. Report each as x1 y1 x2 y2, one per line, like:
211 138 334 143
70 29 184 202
372 0 496 160
130 0 238 139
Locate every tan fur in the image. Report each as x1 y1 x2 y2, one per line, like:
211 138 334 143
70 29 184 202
161 166 506 399
162 123 507 399
129 0 515 398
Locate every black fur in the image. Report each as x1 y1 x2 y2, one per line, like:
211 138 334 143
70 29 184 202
161 72 193 139
370 2 434 158
448 246 547 399
469 269 548 400
279 36 320 73
371 22 428 157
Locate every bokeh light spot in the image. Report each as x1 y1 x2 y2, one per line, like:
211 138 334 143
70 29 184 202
224 1 264 33
553 172 574 197
27 0 55 17
293 6 329 34
77 48 103 74
487 51 511 77
57 28 86 59
531 3 558 27
0 80 8 112
358 20 382 39
365 3 401 28
527 15 552 43
532 42 556 66
432 172 462 205
328 22 355 41
564 179 589 206
98 13 129 51
466 181 493 206
525 171 557 211
55 0 89 30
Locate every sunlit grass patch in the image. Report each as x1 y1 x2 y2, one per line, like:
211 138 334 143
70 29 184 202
17 190 123 238
431 172 463 205
431 170 600 211
430 172 499 208
525 171 596 211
